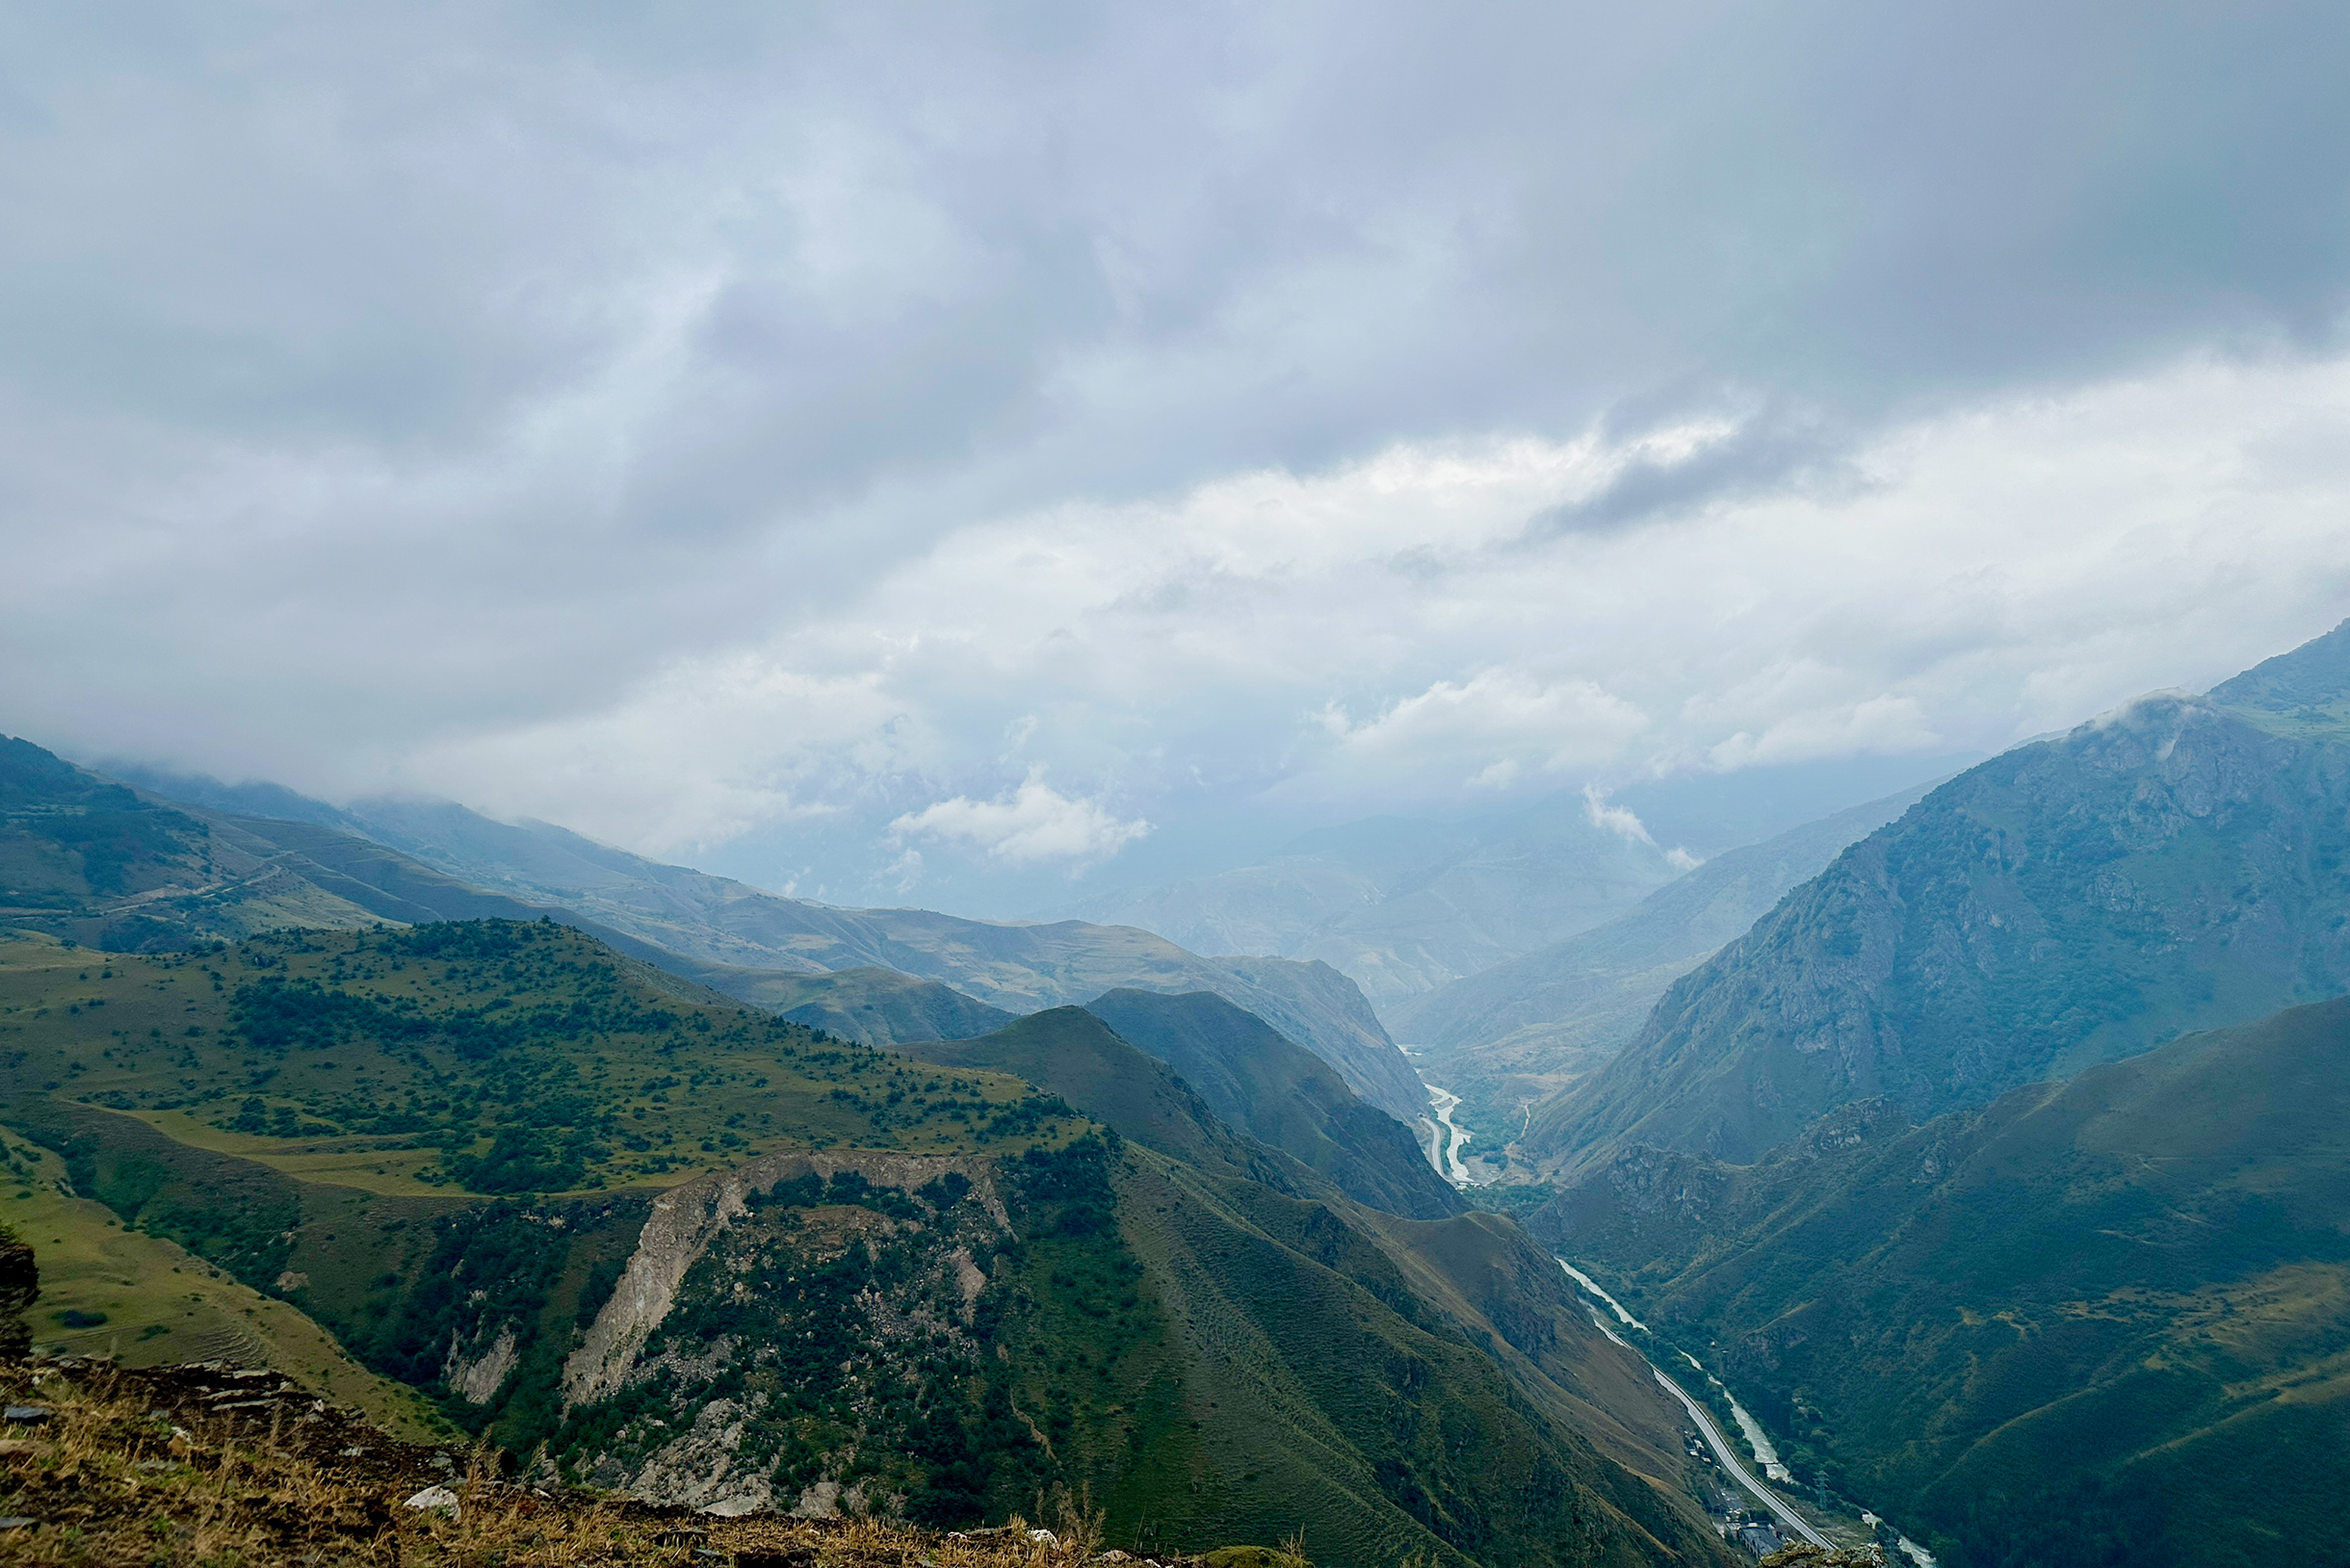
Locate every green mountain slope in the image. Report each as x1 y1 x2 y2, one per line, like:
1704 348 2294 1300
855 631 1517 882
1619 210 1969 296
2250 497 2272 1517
114 769 1431 1127
2 738 406 949
1081 988 1463 1220
1525 618 2350 1171
0 919 1725 1566
1392 783 1939 1146
1337 1202 1708 1500
2206 616 2350 730
1529 995 2350 1568
3 734 629 954
880 1002 1704 1509
6 737 1016 1054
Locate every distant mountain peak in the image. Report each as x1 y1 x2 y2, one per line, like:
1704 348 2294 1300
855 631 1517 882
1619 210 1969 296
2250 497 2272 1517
1521 616 2350 1176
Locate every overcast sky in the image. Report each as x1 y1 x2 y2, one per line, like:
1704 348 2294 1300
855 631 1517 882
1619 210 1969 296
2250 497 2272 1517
6 2 2349 913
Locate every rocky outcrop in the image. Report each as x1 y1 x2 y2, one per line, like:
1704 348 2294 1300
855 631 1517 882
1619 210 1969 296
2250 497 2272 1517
562 1150 1005 1408
444 1323 519 1405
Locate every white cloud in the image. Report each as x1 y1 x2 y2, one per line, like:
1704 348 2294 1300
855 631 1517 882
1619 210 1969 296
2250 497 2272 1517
1581 784 1658 846
400 663 921 859
880 848 925 896
1583 784 1702 870
22 341 2350 912
1325 669 1651 787
890 771 1152 869
320 349 2350 907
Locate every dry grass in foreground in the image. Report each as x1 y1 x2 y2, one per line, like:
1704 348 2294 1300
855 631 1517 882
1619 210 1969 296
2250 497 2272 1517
0 1357 1234 1568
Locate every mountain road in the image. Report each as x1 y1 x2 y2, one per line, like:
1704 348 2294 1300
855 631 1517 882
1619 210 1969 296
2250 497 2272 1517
1650 1367 1830 1548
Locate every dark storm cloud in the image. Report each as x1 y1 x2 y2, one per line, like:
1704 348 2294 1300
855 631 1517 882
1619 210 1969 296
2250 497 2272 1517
1528 406 1863 537
8 2 2341 496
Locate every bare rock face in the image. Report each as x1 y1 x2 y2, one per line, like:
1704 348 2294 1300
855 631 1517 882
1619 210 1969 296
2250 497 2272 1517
443 1324 520 1405
563 1150 1005 1409
557 1149 1015 1515
0 1232 35 1361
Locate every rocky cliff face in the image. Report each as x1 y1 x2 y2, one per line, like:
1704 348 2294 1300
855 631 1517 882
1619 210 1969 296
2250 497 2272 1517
1528 677 2350 1170
561 1151 1012 1517
565 1150 1006 1412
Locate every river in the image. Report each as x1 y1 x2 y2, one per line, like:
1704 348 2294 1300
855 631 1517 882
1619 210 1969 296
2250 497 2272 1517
1556 1257 1938 1567
1557 1261 1647 1332
1420 1083 1475 1184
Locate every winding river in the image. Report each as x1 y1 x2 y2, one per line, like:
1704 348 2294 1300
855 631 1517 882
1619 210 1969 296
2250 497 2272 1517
1421 1083 1475 1184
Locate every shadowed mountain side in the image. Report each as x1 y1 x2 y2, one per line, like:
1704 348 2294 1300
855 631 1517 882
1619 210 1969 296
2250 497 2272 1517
1524 617 2350 1174
1341 1204 1699 1495
1116 1152 1731 1568
120 808 1017 1050
2 739 393 949
1082 988 1464 1220
884 1003 1711 1532
5 742 1023 1059
1526 994 2350 1568
110 769 1431 1128
3 737 609 954
1393 781 1940 1137
2206 614 2350 726
197 812 566 927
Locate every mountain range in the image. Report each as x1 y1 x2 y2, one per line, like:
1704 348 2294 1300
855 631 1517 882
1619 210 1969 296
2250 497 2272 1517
4 731 1770 1558
20 753 1430 1128
1524 618 2350 1174
15 617 2350 1564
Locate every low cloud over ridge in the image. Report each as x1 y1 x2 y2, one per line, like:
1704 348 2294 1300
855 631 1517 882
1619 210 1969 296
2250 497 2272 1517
890 772 1152 871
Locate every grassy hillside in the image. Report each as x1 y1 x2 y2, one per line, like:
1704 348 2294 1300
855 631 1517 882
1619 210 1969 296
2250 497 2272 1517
1092 1148 1722 1568
1337 1203 1700 1496
1392 784 1936 1152
1530 996 2350 1567
0 921 1075 1196
1526 619 2350 1173
1082 988 1463 1220
8 734 1036 1082
0 918 1723 1565
0 1125 442 1439
118 766 1433 1127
